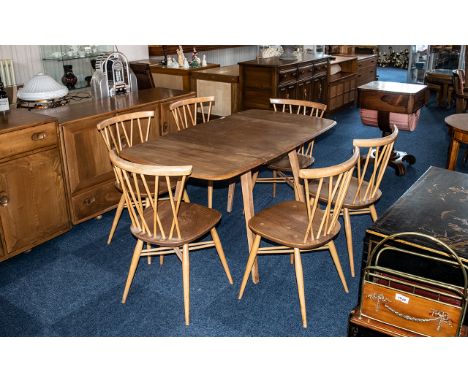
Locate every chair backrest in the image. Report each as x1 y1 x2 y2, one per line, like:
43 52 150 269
300 148 359 242
452 69 466 96
97 111 155 154
351 126 399 205
169 96 215 131
270 98 327 117
270 98 327 158
109 150 192 241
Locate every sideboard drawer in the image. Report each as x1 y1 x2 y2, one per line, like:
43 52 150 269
298 64 314 81
71 181 121 224
0 122 57 159
278 67 298 86
313 62 328 77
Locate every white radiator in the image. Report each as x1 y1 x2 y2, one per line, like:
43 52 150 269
0 59 16 86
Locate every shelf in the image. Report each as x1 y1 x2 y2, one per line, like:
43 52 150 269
329 72 356 83
42 55 104 62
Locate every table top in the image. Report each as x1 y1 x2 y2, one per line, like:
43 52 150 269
120 109 336 181
367 166 468 260
445 113 468 132
358 81 427 94
426 69 454 77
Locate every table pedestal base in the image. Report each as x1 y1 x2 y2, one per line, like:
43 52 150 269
367 148 416 176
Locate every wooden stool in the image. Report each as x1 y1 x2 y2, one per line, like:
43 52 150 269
445 113 468 170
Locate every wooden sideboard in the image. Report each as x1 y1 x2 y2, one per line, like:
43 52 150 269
238 53 329 110
356 54 378 87
327 55 357 112
0 110 70 261
131 59 219 93
35 88 195 225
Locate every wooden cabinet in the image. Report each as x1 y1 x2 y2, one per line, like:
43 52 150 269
239 54 329 110
0 111 70 261
356 54 378 87
36 88 195 224
327 56 358 112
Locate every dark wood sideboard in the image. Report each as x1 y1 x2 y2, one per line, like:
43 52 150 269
238 53 330 110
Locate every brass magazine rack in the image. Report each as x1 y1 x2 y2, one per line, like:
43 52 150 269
358 232 468 336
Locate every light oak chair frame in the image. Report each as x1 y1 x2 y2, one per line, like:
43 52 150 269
170 96 237 212
97 111 155 245
109 150 233 325
255 98 327 197
238 148 359 328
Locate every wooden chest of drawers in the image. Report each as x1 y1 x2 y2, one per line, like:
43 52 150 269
356 54 378 87
239 54 329 110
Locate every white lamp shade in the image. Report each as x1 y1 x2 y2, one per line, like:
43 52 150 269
17 73 69 101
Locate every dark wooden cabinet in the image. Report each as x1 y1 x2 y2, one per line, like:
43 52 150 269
0 112 70 261
356 54 378 87
36 88 195 224
239 54 330 110
327 56 358 112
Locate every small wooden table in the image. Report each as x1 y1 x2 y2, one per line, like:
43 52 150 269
120 109 336 283
445 113 468 170
425 69 454 108
358 81 428 176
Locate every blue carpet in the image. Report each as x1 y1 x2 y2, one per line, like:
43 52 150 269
0 67 466 336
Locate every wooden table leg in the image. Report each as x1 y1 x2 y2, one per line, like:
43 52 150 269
240 171 259 284
447 137 460 170
288 150 305 202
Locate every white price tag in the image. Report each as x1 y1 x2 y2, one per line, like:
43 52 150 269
0 98 9 112
395 293 410 304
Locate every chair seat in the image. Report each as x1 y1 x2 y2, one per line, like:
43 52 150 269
249 200 340 250
267 153 314 172
131 201 221 246
308 177 382 209
115 177 178 196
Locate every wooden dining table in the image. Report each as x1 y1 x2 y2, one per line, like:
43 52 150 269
120 109 337 283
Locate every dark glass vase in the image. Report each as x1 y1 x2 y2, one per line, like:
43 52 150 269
62 65 77 90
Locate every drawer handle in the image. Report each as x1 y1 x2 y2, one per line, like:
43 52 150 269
83 197 96 206
0 194 9 207
31 132 48 141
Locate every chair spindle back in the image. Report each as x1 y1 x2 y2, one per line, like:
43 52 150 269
109 150 192 241
271 98 327 157
300 148 359 242
351 126 398 205
170 96 215 131
97 111 155 154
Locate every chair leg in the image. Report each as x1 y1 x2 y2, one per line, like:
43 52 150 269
122 239 144 304
108 194 126 244
147 243 152 265
226 182 235 213
182 243 190 325
183 190 190 202
369 204 378 222
293 248 307 328
211 228 233 284
272 170 277 197
207 180 213 208
342 208 354 278
238 234 261 299
328 241 349 293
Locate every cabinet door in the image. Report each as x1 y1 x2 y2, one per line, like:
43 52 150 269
297 80 313 101
61 114 115 195
0 148 70 256
311 76 327 104
278 83 297 100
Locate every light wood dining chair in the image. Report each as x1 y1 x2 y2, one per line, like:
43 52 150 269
97 111 157 245
307 127 398 278
109 150 233 325
255 98 328 197
238 148 359 328
170 96 236 211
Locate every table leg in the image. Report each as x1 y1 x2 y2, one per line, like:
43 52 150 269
288 150 305 202
447 138 460 170
240 171 259 284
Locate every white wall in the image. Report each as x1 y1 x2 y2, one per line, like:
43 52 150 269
116 45 149 61
0 45 43 85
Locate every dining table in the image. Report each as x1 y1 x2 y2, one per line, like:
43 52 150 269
120 108 337 283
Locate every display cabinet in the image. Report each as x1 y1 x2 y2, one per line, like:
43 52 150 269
40 45 113 90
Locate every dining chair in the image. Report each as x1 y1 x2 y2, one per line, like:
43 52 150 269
109 150 233 325
169 96 236 211
254 98 327 197
238 148 359 328
308 126 398 278
452 69 468 114
97 111 158 245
